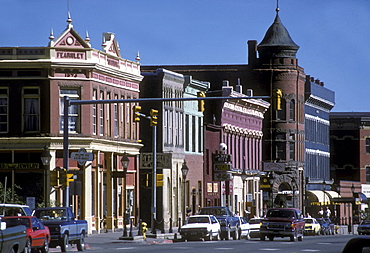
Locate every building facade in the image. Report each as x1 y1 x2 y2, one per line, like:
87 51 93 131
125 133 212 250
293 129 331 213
0 16 143 234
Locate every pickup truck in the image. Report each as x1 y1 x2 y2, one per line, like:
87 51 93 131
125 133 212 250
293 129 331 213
199 206 240 240
260 208 305 242
0 221 27 253
34 207 88 252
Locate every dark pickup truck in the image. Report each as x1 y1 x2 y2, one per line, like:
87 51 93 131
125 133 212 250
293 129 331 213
34 207 87 252
199 206 240 240
0 221 27 253
260 208 305 242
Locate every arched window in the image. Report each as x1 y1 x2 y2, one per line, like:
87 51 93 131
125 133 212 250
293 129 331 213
276 98 286 120
290 100 295 121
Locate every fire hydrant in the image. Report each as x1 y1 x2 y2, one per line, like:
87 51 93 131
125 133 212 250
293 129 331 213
141 222 148 240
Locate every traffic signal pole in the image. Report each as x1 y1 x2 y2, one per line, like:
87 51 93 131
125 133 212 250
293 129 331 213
151 124 157 234
63 96 70 207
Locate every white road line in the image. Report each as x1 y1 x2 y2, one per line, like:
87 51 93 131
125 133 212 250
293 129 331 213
259 249 280 251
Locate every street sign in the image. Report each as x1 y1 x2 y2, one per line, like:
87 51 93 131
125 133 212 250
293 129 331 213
71 148 94 166
212 154 232 163
111 171 126 178
214 163 231 171
213 172 232 181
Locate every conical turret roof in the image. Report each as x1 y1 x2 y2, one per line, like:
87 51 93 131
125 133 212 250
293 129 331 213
258 9 299 58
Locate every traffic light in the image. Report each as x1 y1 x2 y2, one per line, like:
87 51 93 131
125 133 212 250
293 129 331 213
274 88 282 110
197 91 206 112
59 169 67 186
133 105 141 122
150 109 158 126
50 170 60 187
66 173 76 186
156 174 163 187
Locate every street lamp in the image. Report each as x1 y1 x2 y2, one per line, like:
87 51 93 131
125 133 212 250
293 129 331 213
181 161 189 225
351 183 355 234
41 147 52 207
121 153 130 237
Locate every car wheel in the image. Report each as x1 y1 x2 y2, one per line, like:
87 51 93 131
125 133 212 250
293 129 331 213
77 233 85 251
268 235 274 241
205 231 212 241
232 228 238 240
290 230 297 242
23 238 31 253
60 234 69 252
298 234 303 241
225 228 231 240
214 231 220 241
260 235 265 241
40 238 49 253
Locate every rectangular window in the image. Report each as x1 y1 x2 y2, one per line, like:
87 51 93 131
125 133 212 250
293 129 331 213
23 87 40 132
198 116 202 153
0 88 8 133
366 167 370 183
192 116 196 152
114 94 118 137
185 114 189 151
106 92 111 137
60 89 79 133
366 138 370 154
276 142 286 161
99 91 104 136
290 135 295 160
92 90 97 135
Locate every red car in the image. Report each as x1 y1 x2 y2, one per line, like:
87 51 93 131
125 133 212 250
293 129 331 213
2 216 50 253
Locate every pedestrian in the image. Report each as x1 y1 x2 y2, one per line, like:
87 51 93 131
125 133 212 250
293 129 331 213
306 213 312 218
325 207 331 218
318 207 324 217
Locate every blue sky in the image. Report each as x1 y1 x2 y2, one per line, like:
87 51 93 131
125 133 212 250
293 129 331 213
2 0 370 112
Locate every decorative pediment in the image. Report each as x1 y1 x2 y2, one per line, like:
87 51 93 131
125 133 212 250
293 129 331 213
102 32 121 57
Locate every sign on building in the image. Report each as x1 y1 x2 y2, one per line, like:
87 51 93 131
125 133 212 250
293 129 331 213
140 153 172 169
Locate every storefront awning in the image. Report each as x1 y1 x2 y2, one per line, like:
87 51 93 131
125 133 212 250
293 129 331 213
325 190 341 199
306 190 331 205
355 193 369 204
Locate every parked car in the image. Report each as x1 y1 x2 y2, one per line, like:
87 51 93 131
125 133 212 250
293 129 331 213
0 204 32 217
316 218 330 235
303 217 321 235
357 220 370 235
2 216 50 253
236 216 250 240
199 206 239 240
180 215 221 241
342 236 370 253
248 217 263 238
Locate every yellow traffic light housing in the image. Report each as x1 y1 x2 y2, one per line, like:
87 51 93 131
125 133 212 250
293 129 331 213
133 105 141 122
156 174 164 187
59 169 67 186
50 170 60 187
197 91 206 112
66 173 75 186
150 109 158 126
274 89 282 110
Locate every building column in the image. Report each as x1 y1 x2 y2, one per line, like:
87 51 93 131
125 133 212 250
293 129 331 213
82 156 93 234
94 151 101 233
106 152 114 230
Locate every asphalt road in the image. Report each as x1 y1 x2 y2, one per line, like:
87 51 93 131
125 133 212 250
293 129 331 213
48 233 369 253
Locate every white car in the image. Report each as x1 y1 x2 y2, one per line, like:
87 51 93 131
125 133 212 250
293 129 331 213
0 204 32 216
180 215 221 241
249 217 263 238
236 216 250 239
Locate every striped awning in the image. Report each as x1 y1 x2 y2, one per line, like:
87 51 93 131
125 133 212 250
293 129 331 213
325 190 341 199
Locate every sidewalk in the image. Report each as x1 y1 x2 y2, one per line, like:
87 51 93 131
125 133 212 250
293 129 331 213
86 226 181 245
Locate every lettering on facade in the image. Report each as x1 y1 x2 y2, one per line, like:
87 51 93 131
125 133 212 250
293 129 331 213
56 51 85 60
263 162 286 172
107 58 119 68
140 153 172 169
0 163 40 170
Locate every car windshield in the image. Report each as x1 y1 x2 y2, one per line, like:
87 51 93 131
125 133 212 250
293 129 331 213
187 217 209 224
2 217 30 228
249 219 261 224
304 219 314 223
362 220 370 224
267 210 296 218
0 207 25 217
35 209 67 221
200 208 227 216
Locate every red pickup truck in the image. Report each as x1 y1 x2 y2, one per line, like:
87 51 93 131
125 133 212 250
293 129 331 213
259 208 305 242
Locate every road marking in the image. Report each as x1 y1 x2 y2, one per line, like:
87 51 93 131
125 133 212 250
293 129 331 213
301 250 320 252
115 247 137 250
259 249 280 251
214 248 234 250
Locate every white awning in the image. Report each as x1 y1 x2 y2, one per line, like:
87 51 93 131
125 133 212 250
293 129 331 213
306 190 331 205
325 190 341 199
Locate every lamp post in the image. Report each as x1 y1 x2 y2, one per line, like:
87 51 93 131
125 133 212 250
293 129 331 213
268 173 274 208
351 183 355 234
323 180 326 207
241 170 248 216
41 147 52 207
181 161 189 225
121 153 130 237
